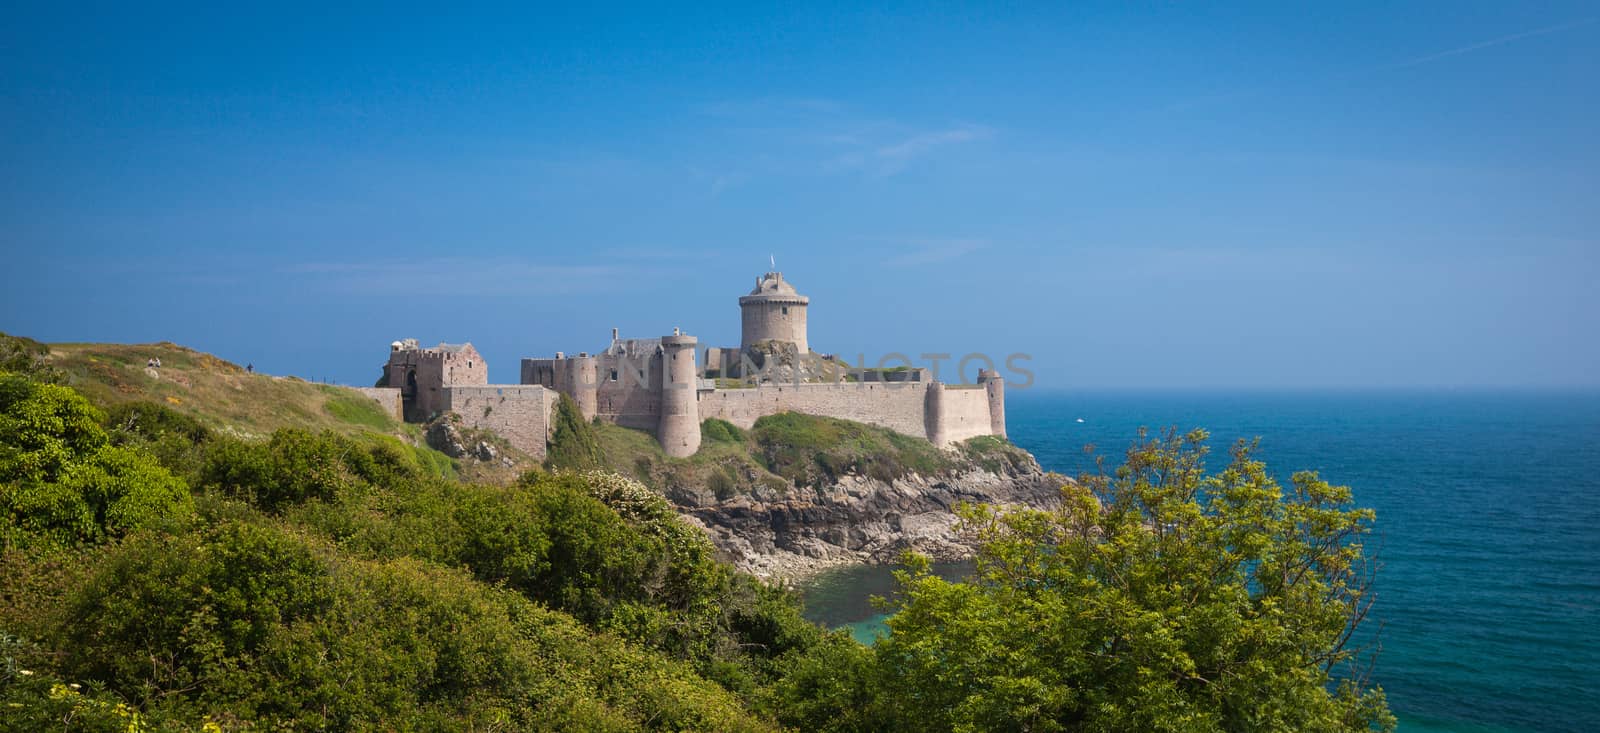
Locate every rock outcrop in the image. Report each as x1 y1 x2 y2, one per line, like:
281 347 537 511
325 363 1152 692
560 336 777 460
673 453 1069 579
425 413 505 462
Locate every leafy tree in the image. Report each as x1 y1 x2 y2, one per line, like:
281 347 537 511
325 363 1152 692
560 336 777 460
276 456 819 694
781 428 1393 733
199 429 363 511
50 519 775 730
0 332 61 383
0 373 191 548
545 394 603 470
104 400 212 445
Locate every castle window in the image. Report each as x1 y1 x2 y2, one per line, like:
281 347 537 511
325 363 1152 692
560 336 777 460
609 369 618 381
468 361 473 369
781 306 789 315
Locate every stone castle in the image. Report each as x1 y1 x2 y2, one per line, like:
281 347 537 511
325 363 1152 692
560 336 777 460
362 271 1007 460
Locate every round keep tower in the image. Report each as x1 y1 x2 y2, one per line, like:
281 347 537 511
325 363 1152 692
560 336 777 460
739 271 809 354
563 355 599 422
658 333 702 458
980 368 1007 439
924 382 948 447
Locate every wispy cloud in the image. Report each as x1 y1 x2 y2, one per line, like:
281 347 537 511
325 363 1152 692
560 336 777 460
285 258 624 297
694 96 844 117
875 126 992 160
882 238 990 267
828 124 994 176
1165 17 1596 113
692 97 994 178
685 166 749 197
1382 17 1596 72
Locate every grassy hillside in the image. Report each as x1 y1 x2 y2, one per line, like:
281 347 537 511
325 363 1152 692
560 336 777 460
0 355 814 730
40 339 540 482
47 341 402 441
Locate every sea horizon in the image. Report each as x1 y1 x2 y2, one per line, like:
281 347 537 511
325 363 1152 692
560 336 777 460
805 388 1600 732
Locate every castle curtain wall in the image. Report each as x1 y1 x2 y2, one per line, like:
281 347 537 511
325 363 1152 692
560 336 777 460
442 385 559 459
697 382 930 442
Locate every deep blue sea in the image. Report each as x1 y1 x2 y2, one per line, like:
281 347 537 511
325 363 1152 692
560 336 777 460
799 390 1600 733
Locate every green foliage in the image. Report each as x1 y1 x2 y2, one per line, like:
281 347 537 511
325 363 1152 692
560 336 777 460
1 374 192 548
0 332 61 383
1 352 816 728
0 633 170 733
353 430 457 481
751 412 953 486
0 373 107 484
195 427 455 514
765 632 889 731
104 400 212 445
958 434 1033 474
321 387 397 431
701 418 745 444
284 463 821 690
46 520 773 730
103 400 215 482
546 393 603 471
200 429 357 510
785 428 1394 732
0 346 1399 731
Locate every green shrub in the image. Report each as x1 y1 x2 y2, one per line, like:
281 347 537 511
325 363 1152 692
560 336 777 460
958 434 1030 474
275 459 820 690
750 412 952 486
48 519 775 730
701 418 745 444
545 394 602 471
785 430 1396 733
200 430 357 510
103 401 211 445
1 374 192 548
0 332 61 383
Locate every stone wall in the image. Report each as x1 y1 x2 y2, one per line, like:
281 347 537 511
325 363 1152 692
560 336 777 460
594 351 665 432
932 384 995 446
442 385 558 460
348 387 402 421
698 382 930 439
697 380 1002 448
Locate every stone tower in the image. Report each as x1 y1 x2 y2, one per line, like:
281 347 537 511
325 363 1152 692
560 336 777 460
981 368 1007 439
657 332 702 457
563 354 599 422
739 271 809 355
385 340 488 422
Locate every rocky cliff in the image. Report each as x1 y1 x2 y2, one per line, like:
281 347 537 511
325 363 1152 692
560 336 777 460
671 452 1068 579
576 412 1068 579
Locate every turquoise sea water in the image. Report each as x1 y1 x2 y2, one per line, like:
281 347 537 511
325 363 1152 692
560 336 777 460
798 390 1600 732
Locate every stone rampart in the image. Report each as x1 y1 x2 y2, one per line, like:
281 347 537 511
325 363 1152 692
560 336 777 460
442 385 558 459
932 384 995 446
698 382 930 439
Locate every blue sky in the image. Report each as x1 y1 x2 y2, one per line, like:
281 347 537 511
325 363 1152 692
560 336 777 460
2 2 1596 389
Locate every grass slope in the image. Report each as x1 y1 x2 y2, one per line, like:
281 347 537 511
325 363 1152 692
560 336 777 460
47 341 401 441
